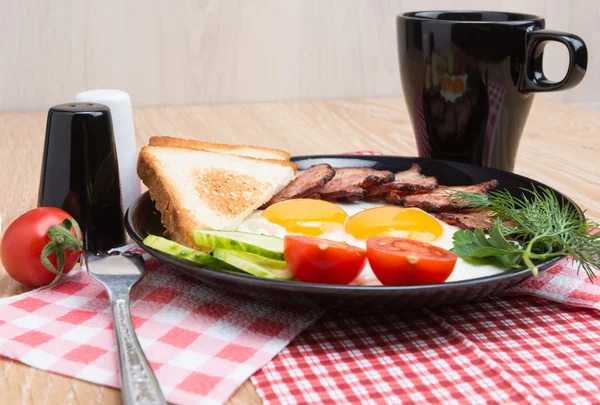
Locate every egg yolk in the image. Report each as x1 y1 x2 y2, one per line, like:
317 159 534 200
441 75 453 92
261 199 348 236
452 77 465 94
344 207 443 241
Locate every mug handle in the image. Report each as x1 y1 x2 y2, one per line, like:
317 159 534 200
520 29 587 92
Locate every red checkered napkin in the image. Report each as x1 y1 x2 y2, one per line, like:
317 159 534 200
250 151 600 404
251 259 600 404
0 246 321 405
482 82 506 167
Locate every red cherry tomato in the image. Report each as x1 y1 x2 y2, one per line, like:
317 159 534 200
366 237 457 286
284 235 367 284
1 208 82 287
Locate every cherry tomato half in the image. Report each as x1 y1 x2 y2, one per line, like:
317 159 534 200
366 237 457 286
1 207 82 286
284 235 367 284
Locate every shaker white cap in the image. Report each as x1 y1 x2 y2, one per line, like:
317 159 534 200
75 89 141 215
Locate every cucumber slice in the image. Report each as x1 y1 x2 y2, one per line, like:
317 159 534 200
143 235 234 270
193 230 284 260
212 249 293 280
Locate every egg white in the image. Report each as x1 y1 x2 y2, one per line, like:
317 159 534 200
238 200 506 285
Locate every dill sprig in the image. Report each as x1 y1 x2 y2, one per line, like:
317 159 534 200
450 185 600 281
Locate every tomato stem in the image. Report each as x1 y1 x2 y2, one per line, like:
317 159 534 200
40 218 83 289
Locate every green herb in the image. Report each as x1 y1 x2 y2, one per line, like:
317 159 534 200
450 186 600 281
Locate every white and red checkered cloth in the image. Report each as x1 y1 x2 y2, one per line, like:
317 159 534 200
251 260 600 404
0 246 321 405
1 251 599 405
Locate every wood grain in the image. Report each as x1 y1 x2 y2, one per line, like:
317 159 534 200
1 96 599 404
0 0 599 112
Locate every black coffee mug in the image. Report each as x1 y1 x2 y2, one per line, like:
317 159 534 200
397 11 587 172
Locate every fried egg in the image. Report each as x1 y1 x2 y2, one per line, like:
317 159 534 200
237 199 506 285
440 73 468 103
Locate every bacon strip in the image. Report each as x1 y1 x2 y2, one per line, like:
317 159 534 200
317 186 366 202
437 210 495 232
263 164 335 207
315 167 395 202
388 180 499 213
365 164 438 197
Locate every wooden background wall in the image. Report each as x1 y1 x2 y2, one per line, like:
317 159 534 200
0 0 598 112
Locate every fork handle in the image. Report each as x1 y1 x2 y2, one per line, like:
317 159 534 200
111 298 166 405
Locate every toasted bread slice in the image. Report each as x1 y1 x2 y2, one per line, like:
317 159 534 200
149 136 291 161
138 145 296 247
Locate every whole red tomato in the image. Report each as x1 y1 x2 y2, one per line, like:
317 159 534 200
284 235 367 284
1 207 83 287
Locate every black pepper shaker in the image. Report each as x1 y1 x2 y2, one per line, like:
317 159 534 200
38 103 126 252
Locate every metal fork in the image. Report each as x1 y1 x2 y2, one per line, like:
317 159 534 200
86 251 166 405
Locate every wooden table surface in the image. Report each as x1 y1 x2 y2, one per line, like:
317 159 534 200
1 96 599 404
